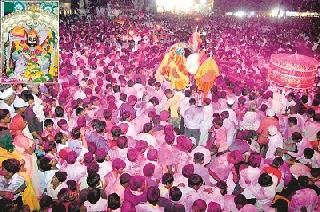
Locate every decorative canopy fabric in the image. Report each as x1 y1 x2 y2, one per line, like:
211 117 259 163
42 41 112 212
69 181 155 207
268 53 319 89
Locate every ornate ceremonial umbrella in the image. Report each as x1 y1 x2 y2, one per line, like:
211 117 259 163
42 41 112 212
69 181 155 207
268 53 319 90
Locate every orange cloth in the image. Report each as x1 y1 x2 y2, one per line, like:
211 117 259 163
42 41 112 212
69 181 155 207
272 195 290 204
310 140 320 149
159 51 173 78
263 166 282 184
0 148 39 210
167 54 189 90
12 26 26 38
195 58 220 95
257 117 280 144
20 168 40 210
159 49 189 90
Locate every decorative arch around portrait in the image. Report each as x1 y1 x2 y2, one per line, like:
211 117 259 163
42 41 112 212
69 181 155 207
1 4 59 82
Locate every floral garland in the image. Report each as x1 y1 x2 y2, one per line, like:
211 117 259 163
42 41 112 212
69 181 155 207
24 60 44 79
12 40 54 82
48 49 59 78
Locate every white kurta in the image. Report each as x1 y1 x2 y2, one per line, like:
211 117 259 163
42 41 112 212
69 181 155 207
199 105 213 146
266 133 283 159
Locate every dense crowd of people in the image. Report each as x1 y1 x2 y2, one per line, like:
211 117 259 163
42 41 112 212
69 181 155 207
1 5 320 212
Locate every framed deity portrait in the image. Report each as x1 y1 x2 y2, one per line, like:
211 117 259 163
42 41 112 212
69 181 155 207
1 0 59 83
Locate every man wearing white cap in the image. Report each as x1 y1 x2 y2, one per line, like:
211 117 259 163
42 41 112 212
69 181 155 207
220 97 238 126
12 98 28 113
257 109 280 156
12 98 33 140
0 87 16 116
265 125 284 159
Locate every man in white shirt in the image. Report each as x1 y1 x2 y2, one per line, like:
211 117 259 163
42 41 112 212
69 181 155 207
73 86 86 100
281 93 296 114
132 79 145 101
298 148 320 168
135 187 162 212
266 125 284 160
221 111 237 148
183 98 203 146
239 166 261 199
249 173 278 211
46 171 68 200
84 188 109 211
220 98 238 126
26 84 45 122
199 98 213 146
0 159 26 209
176 90 191 116
119 120 137 138
61 158 87 182
303 114 320 141
179 174 204 212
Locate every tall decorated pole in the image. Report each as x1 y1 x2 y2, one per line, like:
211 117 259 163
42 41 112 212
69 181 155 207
188 26 202 53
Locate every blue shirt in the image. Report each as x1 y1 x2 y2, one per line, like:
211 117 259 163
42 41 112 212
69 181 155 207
86 132 108 150
68 139 82 156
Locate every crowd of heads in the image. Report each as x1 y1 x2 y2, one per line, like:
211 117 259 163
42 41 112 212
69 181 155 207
0 4 320 212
